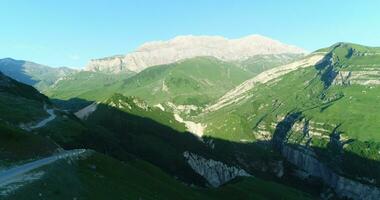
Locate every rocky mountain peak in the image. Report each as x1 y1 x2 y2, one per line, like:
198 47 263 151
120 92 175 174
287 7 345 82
85 35 307 73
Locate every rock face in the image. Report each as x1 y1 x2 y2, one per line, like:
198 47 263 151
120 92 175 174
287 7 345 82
333 70 380 85
174 114 205 138
85 35 306 73
183 151 251 187
282 146 380 200
270 113 380 200
206 53 325 112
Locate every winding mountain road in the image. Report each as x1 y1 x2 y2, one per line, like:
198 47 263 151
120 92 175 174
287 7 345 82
30 105 56 129
0 149 86 187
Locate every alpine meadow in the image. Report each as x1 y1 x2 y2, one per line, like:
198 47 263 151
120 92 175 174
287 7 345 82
0 1 380 199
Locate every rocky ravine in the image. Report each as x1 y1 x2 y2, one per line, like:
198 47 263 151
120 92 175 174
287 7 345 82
183 151 251 187
85 35 306 73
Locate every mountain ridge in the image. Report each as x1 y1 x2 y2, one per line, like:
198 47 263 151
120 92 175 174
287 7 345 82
0 58 76 91
85 34 306 73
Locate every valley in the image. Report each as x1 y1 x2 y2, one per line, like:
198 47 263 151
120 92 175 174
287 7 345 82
1 35 380 200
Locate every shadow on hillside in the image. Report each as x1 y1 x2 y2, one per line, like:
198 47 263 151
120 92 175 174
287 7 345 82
51 98 93 112
272 111 380 189
0 59 38 86
42 99 380 197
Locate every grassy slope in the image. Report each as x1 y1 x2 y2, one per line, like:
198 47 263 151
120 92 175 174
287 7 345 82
45 71 133 101
0 73 60 165
200 43 380 185
46 57 252 107
104 93 187 131
0 72 50 124
0 58 76 91
203 43 380 141
5 152 312 200
0 122 57 166
236 54 304 75
116 57 252 106
0 66 313 199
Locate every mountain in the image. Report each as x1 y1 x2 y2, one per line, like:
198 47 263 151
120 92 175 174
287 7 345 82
44 71 134 103
4 151 310 200
3 41 380 199
85 35 306 73
0 72 312 199
0 71 50 124
236 53 305 74
198 43 380 199
0 58 76 91
0 72 58 165
46 57 253 107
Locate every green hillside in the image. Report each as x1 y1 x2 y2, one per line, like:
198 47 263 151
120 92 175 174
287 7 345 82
2 43 380 199
0 72 50 124
0 75 312 199
46 57 253 107
45 71 134 103
236 53 303 74
200 43 380 191
0 58 76 91
5 152 311 200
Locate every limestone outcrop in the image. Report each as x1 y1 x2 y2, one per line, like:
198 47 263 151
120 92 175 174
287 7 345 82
183 151 251 187
85 35 306 73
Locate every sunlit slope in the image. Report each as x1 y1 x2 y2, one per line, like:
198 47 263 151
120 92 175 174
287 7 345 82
200 43 380 191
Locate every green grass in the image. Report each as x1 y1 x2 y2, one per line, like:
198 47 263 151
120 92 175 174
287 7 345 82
0 122 56 165
5 152 312 200
46 57 252 107
44 71 133 101
114 57 253 106
104 93 187 131
0 72 50 123
236 54 303 75
200 43 380 186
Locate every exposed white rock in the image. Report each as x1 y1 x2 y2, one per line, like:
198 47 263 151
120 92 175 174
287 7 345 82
161 80 169 92
154 104 165 111
174 114 205 137
333 70 380 85
282 146 380 200
206 53 326 112
167 102 199 115
183 151 251 187
132 98 149 110
75 103 98 120
85 35 306 73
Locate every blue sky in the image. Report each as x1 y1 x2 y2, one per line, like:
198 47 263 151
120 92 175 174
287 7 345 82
0 0 379 68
